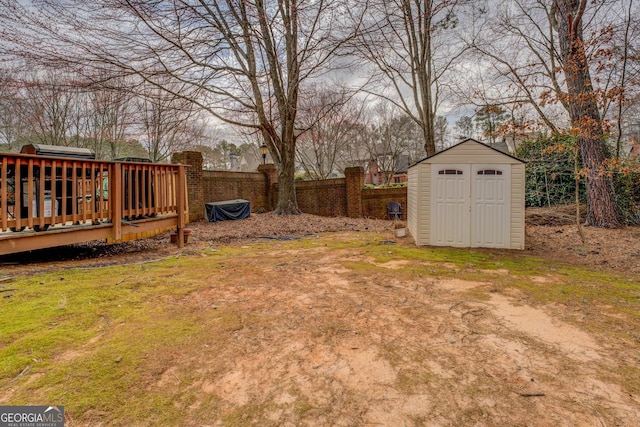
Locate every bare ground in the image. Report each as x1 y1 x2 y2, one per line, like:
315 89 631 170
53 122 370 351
1 208 640 426
3 207 640 276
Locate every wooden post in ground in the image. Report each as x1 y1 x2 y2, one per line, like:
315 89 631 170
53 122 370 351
176 165 186 248
112 162 122 240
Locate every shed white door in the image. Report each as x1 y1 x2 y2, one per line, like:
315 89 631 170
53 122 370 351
471 164 510 248
431 165 470 247
430 164 510 248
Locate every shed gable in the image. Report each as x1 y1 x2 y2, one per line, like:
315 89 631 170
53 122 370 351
412 139 524 167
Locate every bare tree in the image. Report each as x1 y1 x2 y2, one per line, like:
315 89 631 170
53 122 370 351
433 115 449 151
454 115 474 139
81 78 135 160
613 0 638 158
8 69 151 160
366 104 421 186
552 0 622 227
462 0 634 227
464 0 640 137
474 105 508 146
20 70 80 147
0 0 359 214
1 69 127 157
136 81 201 163
353 0 469 156
462 0 565 132
339 120 373 170
0 70 27 151
295 87 366 179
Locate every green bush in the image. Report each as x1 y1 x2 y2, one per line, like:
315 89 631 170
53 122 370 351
613 170 640 225
516 134 584 207
517 134 639 224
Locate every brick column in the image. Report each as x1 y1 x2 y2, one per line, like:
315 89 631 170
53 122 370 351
344 166 364 218
172 151 204 222
258 163 278 211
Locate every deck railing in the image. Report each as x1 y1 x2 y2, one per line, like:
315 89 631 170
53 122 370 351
0 152 187 254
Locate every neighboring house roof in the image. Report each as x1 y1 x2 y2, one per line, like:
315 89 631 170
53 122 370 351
409 138 526 169
491 138 511 154
367 152 410 175
394 152 410 174
237 151 266 172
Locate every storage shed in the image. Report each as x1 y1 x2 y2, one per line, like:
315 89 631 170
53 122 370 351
407 139 525 250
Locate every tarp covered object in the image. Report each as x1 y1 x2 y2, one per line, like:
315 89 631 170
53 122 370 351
205 199 251 222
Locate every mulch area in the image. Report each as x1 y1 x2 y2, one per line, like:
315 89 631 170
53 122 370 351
524 205 640 275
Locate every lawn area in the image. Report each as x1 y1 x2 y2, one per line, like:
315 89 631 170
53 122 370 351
1 227 640 426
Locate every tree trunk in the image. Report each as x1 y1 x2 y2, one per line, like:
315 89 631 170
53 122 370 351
553 0 622 227
421 3 436 157
274 136 301 215
421 105 436 156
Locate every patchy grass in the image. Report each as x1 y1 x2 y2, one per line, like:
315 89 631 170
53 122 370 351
352 240 640 316
1 232 639 425
394 367 437 394
0 257 232 424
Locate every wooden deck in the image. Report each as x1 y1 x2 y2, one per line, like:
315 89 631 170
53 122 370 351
0 152 187 255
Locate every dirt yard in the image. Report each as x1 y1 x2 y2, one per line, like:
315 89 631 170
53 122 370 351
1 208 640 426
4 205 640 276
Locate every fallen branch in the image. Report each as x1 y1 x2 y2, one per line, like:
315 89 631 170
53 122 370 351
11 365 30 383
461 308 485 318
519 392 545 397
115 276 131 286
449 301 465 312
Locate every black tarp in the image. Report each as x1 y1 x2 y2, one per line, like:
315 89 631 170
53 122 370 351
205 199 251 222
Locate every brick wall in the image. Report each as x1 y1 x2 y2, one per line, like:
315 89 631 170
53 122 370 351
203 170 268 211
295 178 348 216
362 187 407 220
345 167 364 218
173 151 407 221
171 151 203 222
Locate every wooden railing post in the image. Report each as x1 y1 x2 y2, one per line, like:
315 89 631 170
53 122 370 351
112 162 122 240
176 165 186 248
1 158 7 231
27 159 34 230
38 159 45 230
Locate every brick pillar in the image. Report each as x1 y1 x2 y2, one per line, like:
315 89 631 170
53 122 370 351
172 151 204 222
258 163 278 211
344 166 364 218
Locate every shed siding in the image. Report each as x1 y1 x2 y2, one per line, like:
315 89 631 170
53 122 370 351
510 163 526 249
408 163 432 246
418 163 431 245
407 166 419 241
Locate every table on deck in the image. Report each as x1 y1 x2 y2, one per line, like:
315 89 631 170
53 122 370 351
205 199 251 222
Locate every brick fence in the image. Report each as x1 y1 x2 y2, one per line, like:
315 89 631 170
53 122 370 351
172 151 407 221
